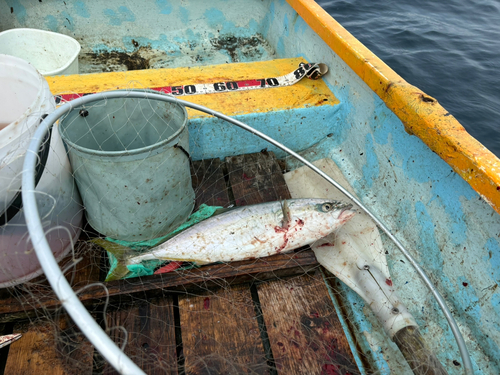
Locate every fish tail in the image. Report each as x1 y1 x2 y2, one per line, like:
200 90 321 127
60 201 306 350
91 238 133 281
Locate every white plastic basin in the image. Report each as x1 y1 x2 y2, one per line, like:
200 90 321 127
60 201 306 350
0 54 83 287
0 28 80 76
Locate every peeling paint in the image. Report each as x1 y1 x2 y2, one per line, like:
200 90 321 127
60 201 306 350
7 0 500 372
103 6 135 26
155 0 172 15
44 14 58 32
5 0 26 25
361 134 379 189
73 1 90 18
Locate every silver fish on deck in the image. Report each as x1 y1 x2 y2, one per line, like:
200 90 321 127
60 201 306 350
98 198 355 281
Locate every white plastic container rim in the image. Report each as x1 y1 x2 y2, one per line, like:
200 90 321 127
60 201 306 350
0 54 50 146
0 28 80 76
1 54 53 211
21 91 472 375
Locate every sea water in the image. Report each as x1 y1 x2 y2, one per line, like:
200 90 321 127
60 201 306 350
319 0 500 157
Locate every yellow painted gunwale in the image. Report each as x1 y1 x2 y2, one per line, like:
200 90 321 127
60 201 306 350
287 0 500 214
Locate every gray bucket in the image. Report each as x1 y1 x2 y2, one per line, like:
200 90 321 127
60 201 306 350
59 92 194 241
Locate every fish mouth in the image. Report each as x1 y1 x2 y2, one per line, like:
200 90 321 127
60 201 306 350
338 204 356 222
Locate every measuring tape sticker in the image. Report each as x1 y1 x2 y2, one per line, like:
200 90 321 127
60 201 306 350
154 62 329 96
56 62 328 103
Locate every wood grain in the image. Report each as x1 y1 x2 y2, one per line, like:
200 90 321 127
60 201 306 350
226 151 290 206
181 154 269 375
179 284 268 375
4 317 93 375
257 272 359 375
191 158 231 210
103 297 178 375
0 250 319 323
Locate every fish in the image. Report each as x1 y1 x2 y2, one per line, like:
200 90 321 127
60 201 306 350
96 198 355 281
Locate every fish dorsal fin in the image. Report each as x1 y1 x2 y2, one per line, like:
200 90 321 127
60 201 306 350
211 206 238 216
280 199 292 229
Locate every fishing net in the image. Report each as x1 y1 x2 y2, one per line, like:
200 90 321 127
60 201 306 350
0 88 472 375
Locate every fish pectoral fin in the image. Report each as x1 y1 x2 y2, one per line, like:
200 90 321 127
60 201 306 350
211 206 238 216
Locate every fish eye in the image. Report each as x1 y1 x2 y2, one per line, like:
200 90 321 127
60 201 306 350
321 203 333 212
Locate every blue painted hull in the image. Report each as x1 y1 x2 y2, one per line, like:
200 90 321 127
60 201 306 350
1 0 499 373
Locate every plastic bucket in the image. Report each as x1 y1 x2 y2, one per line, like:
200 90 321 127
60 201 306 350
59 92 195 241
0 55 83 287
0 28 80 76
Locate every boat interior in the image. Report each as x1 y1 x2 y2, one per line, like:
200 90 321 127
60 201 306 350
0 0 499 374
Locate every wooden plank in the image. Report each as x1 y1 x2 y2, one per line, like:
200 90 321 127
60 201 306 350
181 155 269 374
0 250 319 323
4 317 93 375
179 284 268 375
191 158 231 210
226 151 290 206
61 238 103 289
257 272 359 375
103 297 178 375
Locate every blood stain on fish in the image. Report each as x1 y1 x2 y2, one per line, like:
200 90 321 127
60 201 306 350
276 235 288 253
385 278 393 286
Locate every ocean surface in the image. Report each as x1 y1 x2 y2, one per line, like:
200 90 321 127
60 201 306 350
318 0 500 157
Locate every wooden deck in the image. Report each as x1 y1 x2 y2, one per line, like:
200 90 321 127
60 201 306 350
0 151 362 375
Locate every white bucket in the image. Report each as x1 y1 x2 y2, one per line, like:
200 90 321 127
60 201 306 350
0 28 80 76
0 55 83 287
